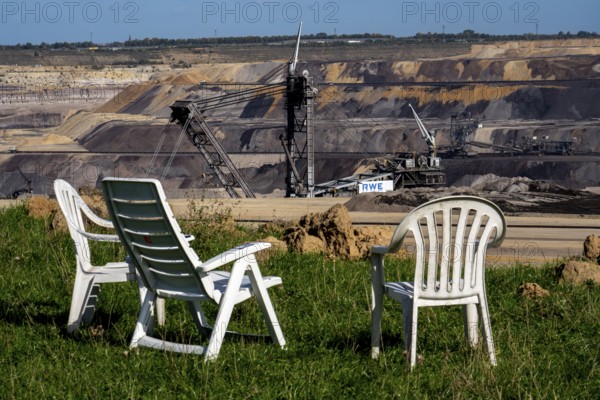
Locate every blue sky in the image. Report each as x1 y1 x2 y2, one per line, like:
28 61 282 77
1 0 598 45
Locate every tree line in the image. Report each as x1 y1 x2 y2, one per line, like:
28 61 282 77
3 30 598 50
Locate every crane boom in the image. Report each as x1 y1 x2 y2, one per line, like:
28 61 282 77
170 101 255 198
288 22 302 76
409 103 436 154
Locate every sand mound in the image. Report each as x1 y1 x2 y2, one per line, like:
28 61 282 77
556 260 600 284
517 282 550 299
583 235 600 260
284 204 392 259
41 133 73 145
52 110 155 141
96 83 154 113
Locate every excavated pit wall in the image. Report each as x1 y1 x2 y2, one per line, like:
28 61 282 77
3 40 600 195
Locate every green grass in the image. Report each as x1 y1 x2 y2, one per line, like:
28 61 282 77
0 204 599 399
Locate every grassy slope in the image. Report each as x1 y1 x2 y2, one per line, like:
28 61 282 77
0 205 598 399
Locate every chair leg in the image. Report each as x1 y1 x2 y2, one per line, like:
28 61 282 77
370 285 383 359
247 260 286 348
130 290 155 350
462 303 480 347
401 300 418 369
155 298 166 327
135 273 164 328
188 300 210 331
370 253 385 359
67 273 98 332
478 296 497 366
205 261 246 361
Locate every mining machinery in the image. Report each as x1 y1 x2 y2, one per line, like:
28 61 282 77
11 165 33 198
282 22 316 197
168 26 446 198
169 23 316 198
446 111 480 157
372 104 446 188
445 112 576 157
312 104 447 195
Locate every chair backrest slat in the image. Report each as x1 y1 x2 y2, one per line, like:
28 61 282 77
451 207 469 291
425 214 438 290
439 209 452 292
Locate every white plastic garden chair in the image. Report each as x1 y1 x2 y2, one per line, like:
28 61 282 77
370 195 506 369
101 177 286 360
54 179 165 332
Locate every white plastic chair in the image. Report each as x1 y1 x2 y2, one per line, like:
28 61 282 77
54 179 165 332
370 195 506 369
101 177 286 360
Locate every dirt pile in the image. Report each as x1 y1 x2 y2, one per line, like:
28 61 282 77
26 196 68 231
555 234 600 284
556 260 600 285
517 283 550 299
345 188 449 212
583 235 600 261
284 204 393 259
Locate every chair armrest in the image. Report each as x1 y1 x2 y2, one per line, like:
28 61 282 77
370 249 387 289
197 242 271 272
76 197 114 229
78 230 122 243
371 245 389 255
61 210 121 243
183 234 195 242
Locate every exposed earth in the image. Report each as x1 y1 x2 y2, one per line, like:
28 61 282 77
1 38 600 217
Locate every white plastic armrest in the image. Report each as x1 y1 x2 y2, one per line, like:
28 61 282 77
197 242 272 272
78 230 121 243
371 246 389 255
184 234 195 242
61 209 120 243
76 197 114 229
